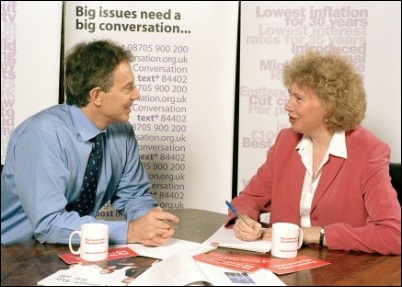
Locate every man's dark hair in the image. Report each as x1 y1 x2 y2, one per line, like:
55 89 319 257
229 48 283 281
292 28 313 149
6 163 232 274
65 40 133 107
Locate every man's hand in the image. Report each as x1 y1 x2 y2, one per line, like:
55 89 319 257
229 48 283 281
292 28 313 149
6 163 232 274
127 207 179 246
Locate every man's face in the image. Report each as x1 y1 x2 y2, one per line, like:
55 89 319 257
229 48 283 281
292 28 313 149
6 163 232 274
100 60 140 124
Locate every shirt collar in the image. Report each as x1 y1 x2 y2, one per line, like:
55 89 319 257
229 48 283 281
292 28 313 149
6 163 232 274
68 104 102 142
296 131 347 159
329 131 347 159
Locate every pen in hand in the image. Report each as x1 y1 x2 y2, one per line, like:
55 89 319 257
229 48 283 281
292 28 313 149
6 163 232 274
225 200 250 228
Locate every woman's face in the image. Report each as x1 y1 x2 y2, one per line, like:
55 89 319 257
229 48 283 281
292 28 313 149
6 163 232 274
285 83 328 137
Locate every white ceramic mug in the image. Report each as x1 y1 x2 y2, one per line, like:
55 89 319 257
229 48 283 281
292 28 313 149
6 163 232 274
271 222 303 259
69 223 109 261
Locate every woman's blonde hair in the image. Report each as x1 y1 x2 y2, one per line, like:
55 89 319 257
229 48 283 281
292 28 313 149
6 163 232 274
283 50 366 132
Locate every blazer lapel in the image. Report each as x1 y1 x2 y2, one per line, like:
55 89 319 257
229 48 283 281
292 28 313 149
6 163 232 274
311 156 345 210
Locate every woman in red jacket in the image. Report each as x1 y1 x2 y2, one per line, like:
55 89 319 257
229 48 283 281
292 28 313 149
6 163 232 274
226 50 401 255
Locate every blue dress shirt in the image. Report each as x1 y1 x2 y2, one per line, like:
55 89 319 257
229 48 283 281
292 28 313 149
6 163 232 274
1 103 157 245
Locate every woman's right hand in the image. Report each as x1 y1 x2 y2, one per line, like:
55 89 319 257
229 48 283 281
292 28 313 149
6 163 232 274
233 215 263 241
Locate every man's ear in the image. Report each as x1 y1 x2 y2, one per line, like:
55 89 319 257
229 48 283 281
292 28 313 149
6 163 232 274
89 87 103 107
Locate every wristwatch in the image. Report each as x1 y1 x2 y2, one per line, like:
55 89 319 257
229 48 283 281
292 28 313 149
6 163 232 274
319 227 325 247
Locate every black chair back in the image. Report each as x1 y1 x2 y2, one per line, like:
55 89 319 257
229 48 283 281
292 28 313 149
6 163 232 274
390 163 401 204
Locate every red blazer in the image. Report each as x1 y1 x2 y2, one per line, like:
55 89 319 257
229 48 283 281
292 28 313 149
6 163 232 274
228 126 401 255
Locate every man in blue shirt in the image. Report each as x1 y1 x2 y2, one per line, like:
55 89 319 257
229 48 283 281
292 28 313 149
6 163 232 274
1 40 179 246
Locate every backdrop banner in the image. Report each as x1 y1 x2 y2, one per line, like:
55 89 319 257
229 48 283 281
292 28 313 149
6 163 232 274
64 1 238 215
238 1 401 194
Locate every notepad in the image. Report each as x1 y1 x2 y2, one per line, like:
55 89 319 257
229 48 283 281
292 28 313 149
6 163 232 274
204 225 271 253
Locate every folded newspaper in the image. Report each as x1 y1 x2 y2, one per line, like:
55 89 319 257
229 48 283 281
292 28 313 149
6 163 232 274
38 239 216 286
129 252 286 286
38 255 159 286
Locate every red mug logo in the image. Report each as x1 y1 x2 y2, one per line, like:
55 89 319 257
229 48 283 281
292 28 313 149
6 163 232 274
280 236 298 244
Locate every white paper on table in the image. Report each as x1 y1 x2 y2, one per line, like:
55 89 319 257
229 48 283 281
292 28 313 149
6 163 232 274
129 252 286 286
197 261 286 286
204 226 271 253
129 252 210 286
38 264 128 286
128 238 216 260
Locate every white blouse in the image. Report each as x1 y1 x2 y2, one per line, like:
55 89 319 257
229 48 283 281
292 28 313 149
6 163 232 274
297 131 347 227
